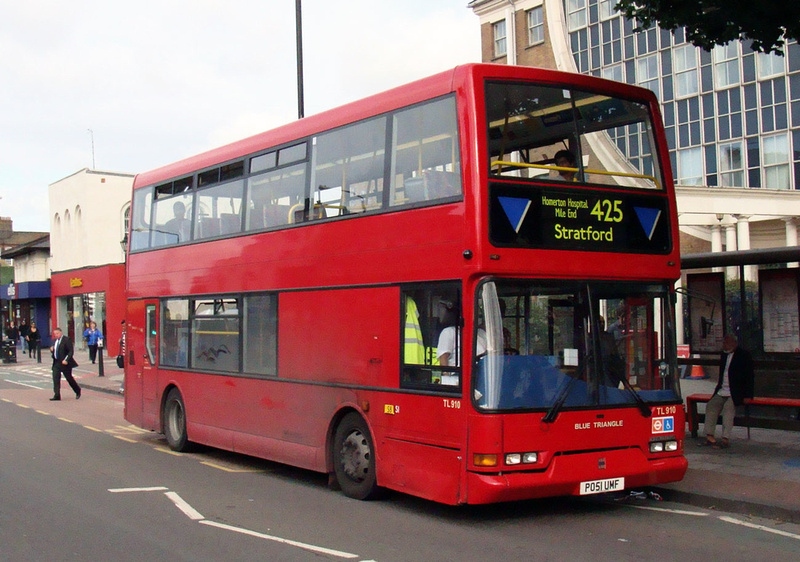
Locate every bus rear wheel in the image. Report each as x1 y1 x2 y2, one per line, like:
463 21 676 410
333 413 379 500
164 388 191 452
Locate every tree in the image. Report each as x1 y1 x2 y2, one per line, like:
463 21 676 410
614 1 800 54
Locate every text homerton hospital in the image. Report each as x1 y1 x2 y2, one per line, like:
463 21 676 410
542 195 614 242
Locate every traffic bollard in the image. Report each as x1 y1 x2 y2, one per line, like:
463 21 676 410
98 339 104 377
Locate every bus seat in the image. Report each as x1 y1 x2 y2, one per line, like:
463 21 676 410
198 217 220 238
261 205 289 229
424 170 461 198
288 203 305 224
220 213 241 235
403 177 426 203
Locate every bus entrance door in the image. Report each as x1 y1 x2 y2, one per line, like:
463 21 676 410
622 298 654 390
123 299 159 430
141 302 159 429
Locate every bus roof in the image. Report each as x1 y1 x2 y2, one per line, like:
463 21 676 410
133 63 659 190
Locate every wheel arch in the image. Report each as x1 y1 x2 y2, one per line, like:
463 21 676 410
159 383 181 435
325 406 372 475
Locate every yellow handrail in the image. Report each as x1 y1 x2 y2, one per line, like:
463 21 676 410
491 160 661 189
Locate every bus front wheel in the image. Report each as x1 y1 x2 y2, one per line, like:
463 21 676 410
333 413 379 500
163 388 191 452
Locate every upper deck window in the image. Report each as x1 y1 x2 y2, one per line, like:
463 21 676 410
311 117 387 219
128 95 462 253
389 96 462 206
486 81 664 191
199 161 244 188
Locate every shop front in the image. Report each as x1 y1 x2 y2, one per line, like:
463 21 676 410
50 265 125 357
1 281 51 349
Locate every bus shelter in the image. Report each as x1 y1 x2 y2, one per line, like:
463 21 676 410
680 247 800 429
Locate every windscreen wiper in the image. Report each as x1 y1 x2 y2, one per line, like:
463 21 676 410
616 372 651 418
542 361 586 424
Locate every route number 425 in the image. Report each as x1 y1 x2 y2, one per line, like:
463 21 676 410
591 199 623 222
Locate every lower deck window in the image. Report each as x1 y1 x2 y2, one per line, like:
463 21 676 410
401 284 462 391
159 293 277 376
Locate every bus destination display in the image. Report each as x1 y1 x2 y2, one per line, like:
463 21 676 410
490 183 671 253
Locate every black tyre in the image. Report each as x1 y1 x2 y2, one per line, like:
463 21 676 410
333 413 379 500
163 388 191 452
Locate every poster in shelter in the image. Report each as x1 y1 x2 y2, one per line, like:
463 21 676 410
760 269 800 353
686 273 725 353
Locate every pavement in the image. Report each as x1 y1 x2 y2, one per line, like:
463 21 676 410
5 345 126 395
653 375 800 523
3 349 800 520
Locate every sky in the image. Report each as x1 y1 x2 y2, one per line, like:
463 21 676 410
0 0 480 232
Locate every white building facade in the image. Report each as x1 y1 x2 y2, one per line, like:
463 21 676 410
48 168 133 350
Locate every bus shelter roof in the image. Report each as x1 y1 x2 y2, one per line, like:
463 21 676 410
681 247 800 269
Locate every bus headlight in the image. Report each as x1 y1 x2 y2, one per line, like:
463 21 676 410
650 440 678 453
505 452 538 465
522 452 538 464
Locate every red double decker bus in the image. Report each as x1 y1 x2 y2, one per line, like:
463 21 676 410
124 63 686 505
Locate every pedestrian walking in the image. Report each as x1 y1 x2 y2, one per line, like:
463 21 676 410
19 320 29 353
26 322 42 362
83 321 104 364
6 322 19 347
50 327 81 401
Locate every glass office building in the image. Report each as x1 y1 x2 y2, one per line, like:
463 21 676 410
469 0 800 261
563 1 800 192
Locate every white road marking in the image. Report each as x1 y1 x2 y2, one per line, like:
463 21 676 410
109 487 363 559
6 380 44 390
719 515 800 541
624 504 709 516
164 491 205 520
108 487 169 493
199 520 359 559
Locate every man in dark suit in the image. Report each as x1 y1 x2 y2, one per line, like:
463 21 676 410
701 334 754 448
50 327 81 401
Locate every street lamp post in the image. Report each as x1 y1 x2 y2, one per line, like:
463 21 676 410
296 0 304 119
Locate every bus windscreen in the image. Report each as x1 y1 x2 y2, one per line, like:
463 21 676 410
486 81 664 190
474 280 680 413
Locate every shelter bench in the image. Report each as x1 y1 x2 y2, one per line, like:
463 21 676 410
685 393 800 439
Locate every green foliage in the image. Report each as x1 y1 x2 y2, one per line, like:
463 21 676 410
615 1 800 54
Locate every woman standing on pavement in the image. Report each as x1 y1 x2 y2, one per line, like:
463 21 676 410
27 322 41 362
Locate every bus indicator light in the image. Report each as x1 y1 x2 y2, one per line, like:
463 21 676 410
473 454 498 467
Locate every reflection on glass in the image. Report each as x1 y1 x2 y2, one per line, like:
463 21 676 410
474 280 679 411
486 81 663 189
